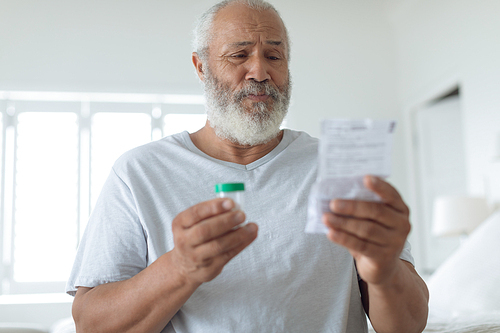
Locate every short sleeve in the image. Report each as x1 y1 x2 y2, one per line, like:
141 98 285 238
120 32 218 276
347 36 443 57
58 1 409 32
66 168 148 296
399 240 415 266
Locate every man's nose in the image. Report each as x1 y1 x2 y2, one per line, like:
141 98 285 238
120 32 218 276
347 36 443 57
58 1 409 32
245 55 271 83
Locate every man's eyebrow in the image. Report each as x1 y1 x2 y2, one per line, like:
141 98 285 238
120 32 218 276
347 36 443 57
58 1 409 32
228 41 253 48
227 40 284 48
266 40 283 47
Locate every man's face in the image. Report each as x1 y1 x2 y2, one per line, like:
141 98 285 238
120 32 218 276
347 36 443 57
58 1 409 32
201 3 291 146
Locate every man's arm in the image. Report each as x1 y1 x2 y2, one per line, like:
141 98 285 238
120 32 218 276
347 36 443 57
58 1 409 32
323 175 429 333
358 260 428 333
72 198 258 333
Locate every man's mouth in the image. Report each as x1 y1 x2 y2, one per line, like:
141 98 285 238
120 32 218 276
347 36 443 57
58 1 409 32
247 94 269 102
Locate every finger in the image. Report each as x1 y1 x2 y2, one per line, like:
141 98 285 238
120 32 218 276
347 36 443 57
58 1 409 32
188 210 246 247
363 175 409 215
322 213 390 246
195 224 258 281
330 198 406 229
174 198 235 229
193 223 258 263
326 227 381 256
216 224 258 262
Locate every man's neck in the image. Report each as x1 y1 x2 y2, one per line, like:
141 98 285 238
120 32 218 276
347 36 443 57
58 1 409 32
189 123 284 165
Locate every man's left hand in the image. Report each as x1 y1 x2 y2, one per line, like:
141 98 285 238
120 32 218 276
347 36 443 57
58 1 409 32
322 175 411 286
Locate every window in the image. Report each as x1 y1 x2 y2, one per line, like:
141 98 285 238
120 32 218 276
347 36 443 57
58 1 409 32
15 112 79 283
90 111 152 209
0 91 205 295
164 113 207 136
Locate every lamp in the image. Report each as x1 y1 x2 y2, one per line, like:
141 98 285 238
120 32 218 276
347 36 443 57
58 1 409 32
432 196 490 237
485 133 500 210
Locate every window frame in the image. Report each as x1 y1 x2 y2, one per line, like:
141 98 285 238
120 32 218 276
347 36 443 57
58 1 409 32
0 91 205 295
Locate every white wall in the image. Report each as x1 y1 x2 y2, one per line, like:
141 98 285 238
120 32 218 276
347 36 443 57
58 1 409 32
277 0 405 192
388 0 500 198
385 0 500 271
0 0 207 94
0 0 405 190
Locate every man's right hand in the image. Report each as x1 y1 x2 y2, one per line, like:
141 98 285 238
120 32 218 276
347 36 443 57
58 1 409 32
73 198 257 333
170 198 258 286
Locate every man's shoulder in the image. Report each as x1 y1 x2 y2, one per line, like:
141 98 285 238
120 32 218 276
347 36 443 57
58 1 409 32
282 129 318 154
267 129 318 173
112 132 189 172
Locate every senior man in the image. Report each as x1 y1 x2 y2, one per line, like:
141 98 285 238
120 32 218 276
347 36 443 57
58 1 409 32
68 0 429 332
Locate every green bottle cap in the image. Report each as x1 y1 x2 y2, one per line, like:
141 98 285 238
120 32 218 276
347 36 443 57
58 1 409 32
215 183 245 193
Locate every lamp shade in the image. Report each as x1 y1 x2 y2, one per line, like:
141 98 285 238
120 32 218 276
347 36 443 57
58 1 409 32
432 196 490 237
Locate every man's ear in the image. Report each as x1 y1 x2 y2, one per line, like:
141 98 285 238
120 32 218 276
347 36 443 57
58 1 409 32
192 52 205 81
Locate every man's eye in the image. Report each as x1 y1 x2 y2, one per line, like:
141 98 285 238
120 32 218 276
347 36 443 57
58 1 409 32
268 56 280 60
232 54 246 58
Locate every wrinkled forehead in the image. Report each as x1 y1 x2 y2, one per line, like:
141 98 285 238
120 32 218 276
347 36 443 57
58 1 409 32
209 3 288 53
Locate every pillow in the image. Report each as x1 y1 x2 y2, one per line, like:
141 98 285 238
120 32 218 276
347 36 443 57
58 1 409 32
49 318 75 333
0 323 47 333
427 209 500 319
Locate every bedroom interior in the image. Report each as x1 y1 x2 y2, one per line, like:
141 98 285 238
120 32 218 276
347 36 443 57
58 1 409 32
1 0 500 332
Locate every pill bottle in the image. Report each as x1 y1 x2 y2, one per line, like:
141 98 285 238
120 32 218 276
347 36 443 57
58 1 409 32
215 183 245 211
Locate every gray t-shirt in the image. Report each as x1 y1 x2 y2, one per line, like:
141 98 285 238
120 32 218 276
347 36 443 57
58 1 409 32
67 129 413 333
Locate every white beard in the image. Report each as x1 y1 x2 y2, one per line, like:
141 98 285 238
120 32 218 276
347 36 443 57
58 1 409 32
203 68 291 146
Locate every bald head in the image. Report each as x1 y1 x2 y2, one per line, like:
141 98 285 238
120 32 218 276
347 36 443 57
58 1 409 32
193 0 290 61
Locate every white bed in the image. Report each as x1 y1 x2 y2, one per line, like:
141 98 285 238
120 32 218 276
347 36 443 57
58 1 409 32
424 208 500 332
371 209 500 332
422 315 500 333
0 318 75 333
